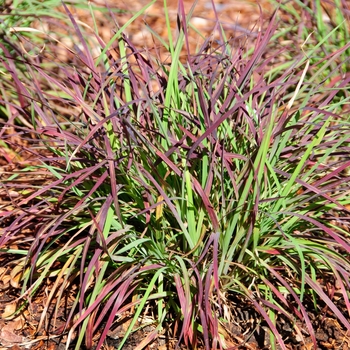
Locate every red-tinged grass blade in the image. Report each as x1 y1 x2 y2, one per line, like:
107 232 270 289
56 166 109 204
0 44 31 111
92 282 138 335
115 267 166 350
36 246 83 332
190 264 210 349
186 100 244 162
133 327 160 350
61 2 96 72
241 286 288 350
273 168 350 212
263 264 317 348
173 255 195 348
305 275 350 330
261 277 303 320
236 12 278 94
67 263 162 347
137 165 194 248
283 211 350 253
94 281 138 349
332 270 350 317
204 264 220 348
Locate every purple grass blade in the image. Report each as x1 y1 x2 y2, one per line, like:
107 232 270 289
61 2 96 72
305 275 350 329
265 265 317 348
284 211 350 253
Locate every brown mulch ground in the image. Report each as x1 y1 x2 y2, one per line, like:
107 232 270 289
1 0 350 349
0 280 349 349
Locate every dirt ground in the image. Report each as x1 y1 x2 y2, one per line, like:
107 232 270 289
80 0 274 44
1 0 350 349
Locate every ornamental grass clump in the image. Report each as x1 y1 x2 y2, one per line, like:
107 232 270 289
1 0 350 349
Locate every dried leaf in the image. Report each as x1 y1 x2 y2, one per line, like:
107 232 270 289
2 274 11 285
2 303 17 320
10 274 22 289
11 316 25 330
9 263 25 289
0 325 23 343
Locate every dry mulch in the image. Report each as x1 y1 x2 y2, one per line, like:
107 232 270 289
0 281 349 349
